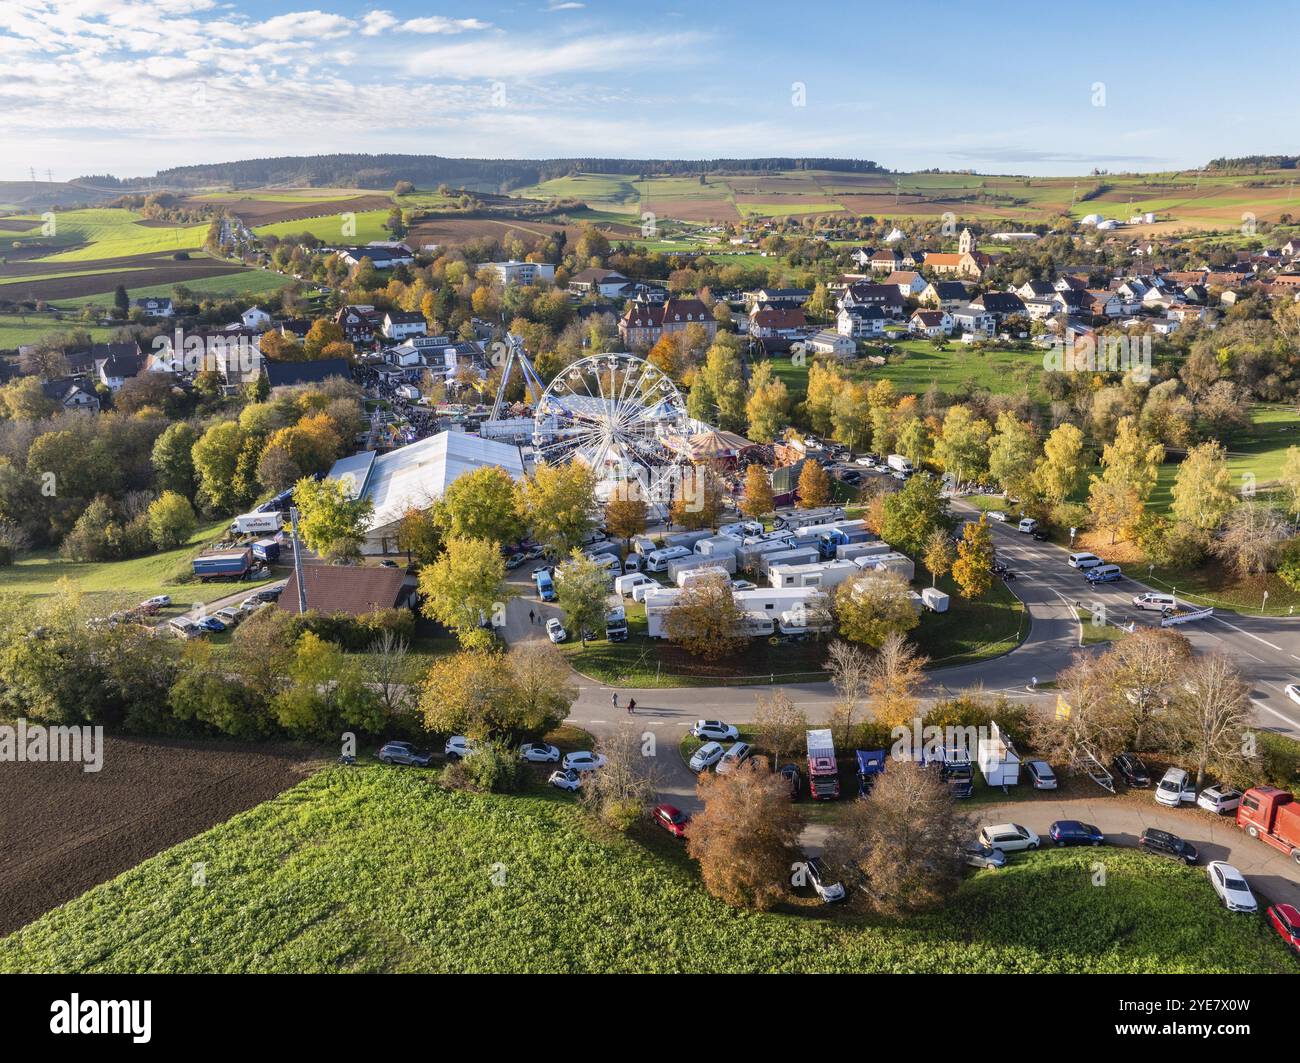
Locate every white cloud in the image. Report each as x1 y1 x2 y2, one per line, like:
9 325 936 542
409 32 702 79
360 10 398 36
255 10 354 41
402 16 491 34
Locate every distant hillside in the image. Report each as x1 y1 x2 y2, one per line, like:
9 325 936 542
99 154 886 195
0 180 123 213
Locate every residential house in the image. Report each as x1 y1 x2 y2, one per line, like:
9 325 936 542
1014 279 1056 302
568 268 630 298
264 357 352 391
1082 289 1123 318
950 304 996 336
41 377 100 412
849 247 875 269
744 287 812 311
335 305 383 344
908 309 953 338
277 564 413 616
1167 303 1211 327
918 280 969 310
132 297 174 318
382 311 428 341
241 306 272 330
883 270 927 298
749 307 808 339
336 244 414 269
837 305 886 338
970 291 1026 321
869 247 904 273
94 343 146 391
837 282 904 318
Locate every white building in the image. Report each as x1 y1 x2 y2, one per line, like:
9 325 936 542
327 431 525 554
486 260 556 286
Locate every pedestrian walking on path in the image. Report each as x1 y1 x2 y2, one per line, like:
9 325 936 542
529 609 535 624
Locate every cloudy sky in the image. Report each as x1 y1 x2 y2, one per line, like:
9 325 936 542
1 0 1296 181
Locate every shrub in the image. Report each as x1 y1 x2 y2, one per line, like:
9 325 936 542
441 740 523 794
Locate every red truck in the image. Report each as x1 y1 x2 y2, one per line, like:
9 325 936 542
806 728 840 801
1236 787 1300 865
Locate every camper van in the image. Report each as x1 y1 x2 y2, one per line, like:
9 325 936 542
645 546 691 572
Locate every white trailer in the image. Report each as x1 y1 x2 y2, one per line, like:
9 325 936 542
231 512 282 535
757 546 820 578
977 722 1021 787
837 540 892 562
737 536 797 570
921 586 950 612
695 536 740 559
677 564 732 588
853 551 916 582
768 558 860 590
662 530 713 551
774 507 845 531
668 553 736 584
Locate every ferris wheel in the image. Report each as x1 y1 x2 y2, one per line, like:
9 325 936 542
532 353 690 502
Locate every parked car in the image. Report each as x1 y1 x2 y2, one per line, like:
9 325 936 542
240 596 265 612
778 763 802 800
1085 564 1123 584
549 768 582 792
988 510 1008 522
689 741 725 773
801 856 845 903
691 720 739 741
730 579 757 591
142 594 171 608
519 742 560 763
1025 759 1058 790
1050 820 1104 846
444 735 476 760
545 617 567 643
978 823 1040 852
1197 784 1242 815
197 616 227 633
214 607 242 627
379 559 399 569
715 741 753 775
1067 552 1102 570
377 741 433 767
652 804 690 838
1286 683 1300 707
562 751 607 772
1207 861 1257 913
1017 518 1038 534
1138 827 1198 865
1113 752 1151 788
1155 767 1196 807
948 776 974 799
1267 903 1300 953
962 842 1007 870
505 553 526 570
1132 591 1177 612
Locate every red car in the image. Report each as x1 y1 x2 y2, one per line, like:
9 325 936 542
652 804 689 838
1267 904 1300 953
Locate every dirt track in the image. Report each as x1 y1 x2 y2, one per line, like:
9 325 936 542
0 736 323 935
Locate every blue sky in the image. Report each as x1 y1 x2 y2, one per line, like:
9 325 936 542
1 0 1297 181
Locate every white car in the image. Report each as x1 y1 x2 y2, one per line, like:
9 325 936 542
689 741 725 773
545 617 567 643
1197 785 1242 815
978 823 1040 852
1207 861 1257 913
519 742 560 763
240 596 264 611
562 751 607 772
143 594 172 608
987 510 1008 522
444 735 477 760
730 579 757 591
854 456 876 467
691 720 740 741
1017 518 1038 534
1286 683 1300 707
1025 760 1058 790
1155 767 1196 807
549 768 582 792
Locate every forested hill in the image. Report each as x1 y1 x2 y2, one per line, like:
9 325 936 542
1205 155 1299 170
85 154 886 193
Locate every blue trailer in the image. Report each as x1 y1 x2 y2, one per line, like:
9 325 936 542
193 548 253 582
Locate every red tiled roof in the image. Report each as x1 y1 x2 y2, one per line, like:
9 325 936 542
277 565 409 617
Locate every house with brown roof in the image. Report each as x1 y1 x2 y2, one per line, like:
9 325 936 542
749 307 807 338
277 564 412 617
619 296 717 348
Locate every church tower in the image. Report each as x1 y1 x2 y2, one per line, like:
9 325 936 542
959 227 976 255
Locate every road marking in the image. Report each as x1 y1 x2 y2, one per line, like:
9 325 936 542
1250 697 1300 732
1208 614 1287 654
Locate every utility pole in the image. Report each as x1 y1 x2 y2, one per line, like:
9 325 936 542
289 506 308 614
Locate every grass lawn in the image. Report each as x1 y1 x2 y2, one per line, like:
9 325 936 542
0 314 114 349
0 208 210 261
0 520 276 611
253 210 392 244
2 763 1291 973
911 573 1027 667
54 267 294 308
1077 606 1127 645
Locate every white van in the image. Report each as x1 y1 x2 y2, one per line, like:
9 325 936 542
1132 591 1176 612
615 573 657 598
645 546 690 572
1068 552 1102 570
1017 518 1038 534
1085 563 1122 584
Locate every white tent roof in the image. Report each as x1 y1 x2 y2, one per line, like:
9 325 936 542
328 431 525 532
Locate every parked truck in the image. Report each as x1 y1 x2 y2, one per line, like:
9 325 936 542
886 454 913 475
806 728 841 801
605 599 628 642
1237 787 1300 864
193 548 253 582
251 538 281 563
231 511 282 535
